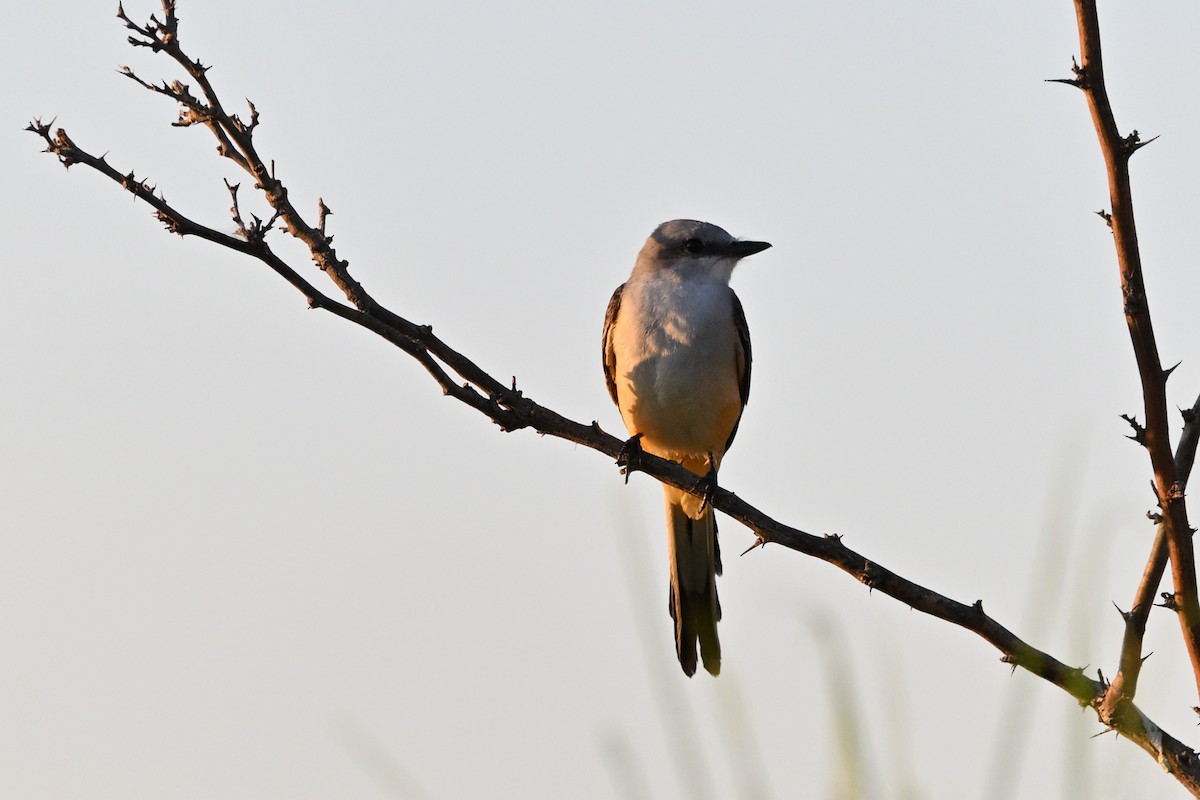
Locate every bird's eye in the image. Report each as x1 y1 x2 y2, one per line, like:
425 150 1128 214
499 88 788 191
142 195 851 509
683 238 705 254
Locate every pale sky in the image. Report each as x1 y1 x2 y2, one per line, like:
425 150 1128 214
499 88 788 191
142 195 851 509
6 1 1200 798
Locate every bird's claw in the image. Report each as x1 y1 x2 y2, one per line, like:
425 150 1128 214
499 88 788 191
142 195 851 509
616 433 645 484
694 452 719 513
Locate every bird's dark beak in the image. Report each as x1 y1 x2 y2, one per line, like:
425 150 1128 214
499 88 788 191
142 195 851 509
726 240 772 259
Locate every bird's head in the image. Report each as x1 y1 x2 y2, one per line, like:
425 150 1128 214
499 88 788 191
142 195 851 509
635 219 771 283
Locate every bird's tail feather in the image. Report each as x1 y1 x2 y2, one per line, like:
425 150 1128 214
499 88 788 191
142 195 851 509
666 497 722 676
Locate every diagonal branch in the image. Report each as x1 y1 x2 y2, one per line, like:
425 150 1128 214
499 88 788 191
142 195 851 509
1055 0 1200 711
26 1 1200 793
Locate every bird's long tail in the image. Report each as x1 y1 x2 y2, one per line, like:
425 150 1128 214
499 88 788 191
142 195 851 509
666 495 723 676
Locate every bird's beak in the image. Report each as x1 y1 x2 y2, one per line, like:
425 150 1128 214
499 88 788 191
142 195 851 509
726 240 772 259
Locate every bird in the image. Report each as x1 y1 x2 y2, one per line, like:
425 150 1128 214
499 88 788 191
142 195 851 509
602 219 771 676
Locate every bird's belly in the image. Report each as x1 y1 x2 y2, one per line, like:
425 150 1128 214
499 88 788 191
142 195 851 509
618 346 741 461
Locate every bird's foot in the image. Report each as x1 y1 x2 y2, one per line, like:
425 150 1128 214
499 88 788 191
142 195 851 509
693 452 719 514
616 433 645 485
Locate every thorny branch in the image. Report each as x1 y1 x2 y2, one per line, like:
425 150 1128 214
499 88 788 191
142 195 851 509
1050 0 1200 738
27 0 1200 794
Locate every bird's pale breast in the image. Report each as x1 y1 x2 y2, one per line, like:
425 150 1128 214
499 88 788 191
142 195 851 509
611 277 742 464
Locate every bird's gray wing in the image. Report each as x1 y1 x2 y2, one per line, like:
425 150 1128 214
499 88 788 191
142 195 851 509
723 291 752 452
601 283 625 406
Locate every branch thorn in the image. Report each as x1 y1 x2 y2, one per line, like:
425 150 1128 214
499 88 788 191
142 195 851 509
1159 592 1181 612
1045 56 1085 88
1120 413 1147 446
1123 130 1160 156
739 531 767 557
317 197 331 235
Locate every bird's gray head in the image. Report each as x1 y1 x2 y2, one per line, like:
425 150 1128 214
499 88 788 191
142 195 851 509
635 219 771 283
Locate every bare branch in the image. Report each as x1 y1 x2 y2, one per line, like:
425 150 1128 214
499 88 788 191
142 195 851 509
1065 1 1200 716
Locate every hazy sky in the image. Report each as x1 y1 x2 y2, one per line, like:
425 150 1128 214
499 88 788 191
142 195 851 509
6 1 1200 798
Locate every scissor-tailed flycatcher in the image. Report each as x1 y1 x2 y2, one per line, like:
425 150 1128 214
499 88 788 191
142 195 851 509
602 220 770 676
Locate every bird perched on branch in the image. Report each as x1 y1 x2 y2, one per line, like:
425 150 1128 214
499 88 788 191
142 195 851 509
602 220 770 676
